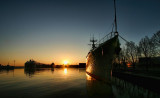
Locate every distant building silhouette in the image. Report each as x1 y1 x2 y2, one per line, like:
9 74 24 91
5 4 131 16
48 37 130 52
25 59 54 68
79 63 86 68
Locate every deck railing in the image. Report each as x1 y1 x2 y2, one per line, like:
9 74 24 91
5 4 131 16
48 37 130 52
96 32 115 47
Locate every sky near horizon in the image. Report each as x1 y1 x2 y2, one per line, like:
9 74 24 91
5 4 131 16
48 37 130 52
0 0 160 66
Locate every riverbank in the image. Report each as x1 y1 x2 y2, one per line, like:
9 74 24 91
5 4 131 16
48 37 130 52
112 70 160 93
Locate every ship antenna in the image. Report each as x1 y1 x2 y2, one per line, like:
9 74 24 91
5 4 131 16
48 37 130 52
90 34 97 49
114 0 118 35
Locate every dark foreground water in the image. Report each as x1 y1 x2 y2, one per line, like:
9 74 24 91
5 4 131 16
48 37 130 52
0 68 160 98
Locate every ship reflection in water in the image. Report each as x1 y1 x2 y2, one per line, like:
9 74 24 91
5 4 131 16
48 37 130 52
86 74 113 98
0 68 160 98
86 73 160 98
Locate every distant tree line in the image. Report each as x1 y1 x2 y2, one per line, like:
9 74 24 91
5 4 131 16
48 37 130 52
119 31 160 66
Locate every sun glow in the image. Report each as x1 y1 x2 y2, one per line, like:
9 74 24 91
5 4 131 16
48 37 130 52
127 62 132 68
63 60 69 65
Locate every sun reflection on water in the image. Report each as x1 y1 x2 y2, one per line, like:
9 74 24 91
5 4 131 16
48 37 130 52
64 68 67 74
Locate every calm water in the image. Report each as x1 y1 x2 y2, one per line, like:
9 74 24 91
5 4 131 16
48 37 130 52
0 68 160 98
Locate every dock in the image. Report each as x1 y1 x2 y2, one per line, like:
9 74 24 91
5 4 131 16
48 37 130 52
112 71 160 93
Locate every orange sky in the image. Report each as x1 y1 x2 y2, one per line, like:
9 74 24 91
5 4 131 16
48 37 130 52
0 44 88 66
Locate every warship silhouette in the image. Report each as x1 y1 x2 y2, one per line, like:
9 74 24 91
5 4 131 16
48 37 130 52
86 0 121 82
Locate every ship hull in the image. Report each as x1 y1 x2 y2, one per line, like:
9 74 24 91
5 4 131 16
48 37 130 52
86 35 120 82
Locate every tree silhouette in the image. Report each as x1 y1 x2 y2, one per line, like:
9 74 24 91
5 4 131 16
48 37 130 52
126 41 139 68
139 36 156 57
151 31 160 56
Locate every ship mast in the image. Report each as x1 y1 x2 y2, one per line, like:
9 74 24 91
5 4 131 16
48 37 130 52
114 0 118 35
90 35 97 49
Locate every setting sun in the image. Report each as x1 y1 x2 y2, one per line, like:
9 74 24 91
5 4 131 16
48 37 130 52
64 60 69 65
